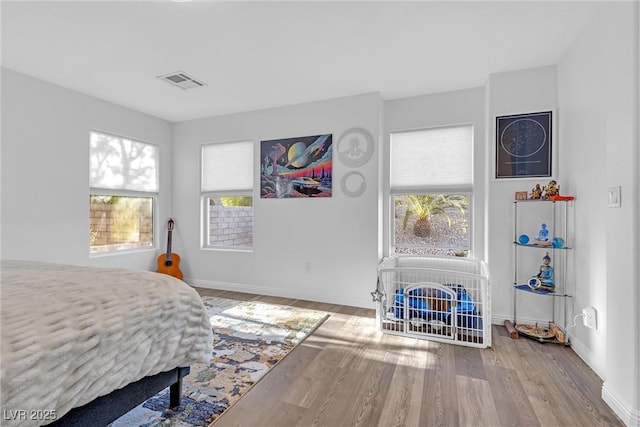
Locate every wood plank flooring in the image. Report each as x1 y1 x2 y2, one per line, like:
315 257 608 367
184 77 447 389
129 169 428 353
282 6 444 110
196 288 623 427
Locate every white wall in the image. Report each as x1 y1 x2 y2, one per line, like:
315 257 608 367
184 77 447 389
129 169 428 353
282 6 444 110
1 68 173 271
172 93 382 308
485 65 559 326
558 2 639 425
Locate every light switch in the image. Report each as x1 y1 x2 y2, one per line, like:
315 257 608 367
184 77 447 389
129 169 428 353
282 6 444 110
608 186 621 208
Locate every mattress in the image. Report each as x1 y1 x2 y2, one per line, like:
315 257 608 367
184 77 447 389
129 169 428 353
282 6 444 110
0 260 213 427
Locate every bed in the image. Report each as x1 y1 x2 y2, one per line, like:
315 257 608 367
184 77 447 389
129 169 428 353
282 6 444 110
0 260 213 427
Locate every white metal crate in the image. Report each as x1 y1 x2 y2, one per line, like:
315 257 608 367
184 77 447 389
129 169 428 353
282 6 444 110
374 255 491 348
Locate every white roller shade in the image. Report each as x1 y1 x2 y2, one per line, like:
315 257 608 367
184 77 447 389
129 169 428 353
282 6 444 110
391 125 473 190
202 141 254 192
90 132 158 192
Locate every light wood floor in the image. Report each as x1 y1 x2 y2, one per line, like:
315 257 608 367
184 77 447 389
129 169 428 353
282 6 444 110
196 288 623 427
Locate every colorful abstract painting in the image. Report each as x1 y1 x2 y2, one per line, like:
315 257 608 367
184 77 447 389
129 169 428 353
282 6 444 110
260 134 332 198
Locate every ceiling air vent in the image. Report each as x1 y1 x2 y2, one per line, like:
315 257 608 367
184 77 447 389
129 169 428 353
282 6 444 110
157 71 206 90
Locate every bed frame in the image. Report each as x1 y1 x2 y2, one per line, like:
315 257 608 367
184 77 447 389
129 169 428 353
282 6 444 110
48 366 190 426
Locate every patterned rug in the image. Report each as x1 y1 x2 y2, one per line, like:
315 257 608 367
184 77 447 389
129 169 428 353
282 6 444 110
111 296 329 427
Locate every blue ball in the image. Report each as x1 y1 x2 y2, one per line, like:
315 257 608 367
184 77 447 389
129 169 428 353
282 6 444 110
552 237 565 248
518 234 530 245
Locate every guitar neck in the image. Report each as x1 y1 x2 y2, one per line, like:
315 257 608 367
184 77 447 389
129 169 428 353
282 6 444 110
166 230 173 261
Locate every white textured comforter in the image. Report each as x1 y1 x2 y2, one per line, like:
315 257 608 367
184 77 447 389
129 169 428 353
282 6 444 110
0 260 213 426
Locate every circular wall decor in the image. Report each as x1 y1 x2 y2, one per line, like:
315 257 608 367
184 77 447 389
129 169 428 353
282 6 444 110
341 171 367 198
337 127 375 168
499 118 547 158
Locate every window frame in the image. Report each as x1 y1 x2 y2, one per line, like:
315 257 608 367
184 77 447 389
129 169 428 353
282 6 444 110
388 124 474 257
89 130 159 255
390 191 472 256
201 191 254 252
201 140 254 252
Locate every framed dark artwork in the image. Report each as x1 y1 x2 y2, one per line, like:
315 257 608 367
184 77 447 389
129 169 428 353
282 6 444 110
496 111 552 179
260 134 332 198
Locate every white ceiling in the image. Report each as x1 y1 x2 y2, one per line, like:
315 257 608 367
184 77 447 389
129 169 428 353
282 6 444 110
1 1 603 122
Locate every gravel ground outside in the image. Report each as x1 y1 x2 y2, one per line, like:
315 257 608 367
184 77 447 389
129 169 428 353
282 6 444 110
394 206 469 256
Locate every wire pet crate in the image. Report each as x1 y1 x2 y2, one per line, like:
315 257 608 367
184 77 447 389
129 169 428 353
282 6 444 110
374 255 491 348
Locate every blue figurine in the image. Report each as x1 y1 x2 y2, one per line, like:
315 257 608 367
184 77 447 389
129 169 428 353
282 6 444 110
535 223 549 242
537 252 555 287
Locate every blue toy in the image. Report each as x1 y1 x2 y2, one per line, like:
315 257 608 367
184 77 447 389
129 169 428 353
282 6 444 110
552 237 565 248
535 223 549 241
392 284 481 330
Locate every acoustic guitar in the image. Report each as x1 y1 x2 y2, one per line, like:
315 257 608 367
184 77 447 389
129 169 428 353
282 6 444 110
157 218 183 280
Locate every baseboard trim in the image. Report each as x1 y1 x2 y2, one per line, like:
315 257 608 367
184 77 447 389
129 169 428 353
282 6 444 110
565 335 607 380
491 313 511 325
491 313 548 327
602 383 640 427
187 278 375 309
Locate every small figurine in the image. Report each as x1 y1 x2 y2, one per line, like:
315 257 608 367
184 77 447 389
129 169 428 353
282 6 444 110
535 223 549 242
530 184 542 200
537 252 555 287
543 180 560 200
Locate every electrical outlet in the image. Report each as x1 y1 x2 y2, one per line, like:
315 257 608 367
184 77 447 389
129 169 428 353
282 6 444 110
582 307 597 329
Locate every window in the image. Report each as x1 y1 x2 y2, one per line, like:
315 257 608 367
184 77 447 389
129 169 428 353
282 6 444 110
89 131 158 253
201 141 254 250
390 125 473 256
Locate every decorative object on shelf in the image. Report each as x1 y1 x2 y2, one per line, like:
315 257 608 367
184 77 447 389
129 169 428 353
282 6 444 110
530 183 543 199
537 252 555 288
515 191 528 200
518 234 530 245
515 323 556 340
550 195 575 201
542 180 560 200
528 276 542 290
495 110 552 179
534 222 550 242
525 180 576 202
552 237 565 248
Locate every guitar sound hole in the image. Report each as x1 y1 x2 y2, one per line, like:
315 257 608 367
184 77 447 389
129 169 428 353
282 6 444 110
165 260 172 267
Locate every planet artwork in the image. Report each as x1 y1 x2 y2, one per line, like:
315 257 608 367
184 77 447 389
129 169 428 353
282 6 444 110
287 142 310 168
260 134 333 198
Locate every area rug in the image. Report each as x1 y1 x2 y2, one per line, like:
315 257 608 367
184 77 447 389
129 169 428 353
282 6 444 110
111 296 329 427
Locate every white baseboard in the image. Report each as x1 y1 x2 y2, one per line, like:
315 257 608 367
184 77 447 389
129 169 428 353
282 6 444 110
187 277 375 309
491 313 511 325
566 335 606 379
602 384 640 427
491 313 544 326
